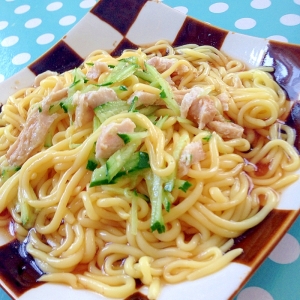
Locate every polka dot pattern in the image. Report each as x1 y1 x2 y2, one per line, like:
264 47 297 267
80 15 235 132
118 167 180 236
164 0 300 46
235 18 256 30
0 0 100 81
250 0 271 10
209 2 229 13
0 1 299 299
25 18 42 29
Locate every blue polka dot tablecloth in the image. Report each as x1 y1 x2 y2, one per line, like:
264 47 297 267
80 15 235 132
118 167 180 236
0 1 299 300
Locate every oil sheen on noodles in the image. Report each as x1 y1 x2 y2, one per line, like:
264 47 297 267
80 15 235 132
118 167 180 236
0 41 299 299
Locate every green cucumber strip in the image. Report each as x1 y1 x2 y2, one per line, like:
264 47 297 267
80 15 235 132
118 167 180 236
155 115 169 129
86 142 98 171
0 166 21 184
60 96 75 113
90 151 150 187
164 132 189 192
118 131 149 144
114 151 150 178
49 101 63 114
69 68 88 96
93 115 101 132
106 140 142 182
44 125 55 148
134 70 153 83
90 164 109 187
21 201 35 228
128 96 138 112
100 58 139 86
145 171 166 234
138 105 160 116
94 100 129 123
145 63 180 115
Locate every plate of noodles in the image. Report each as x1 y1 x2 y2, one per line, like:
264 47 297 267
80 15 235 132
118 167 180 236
0 0 299 299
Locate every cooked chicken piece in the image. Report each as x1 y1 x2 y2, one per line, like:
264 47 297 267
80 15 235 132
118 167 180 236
6 110 58 166
189 96 218 129
178 141 206 177
34 71 58 87
147 57 188 74
86 61 109 80
217 92 230 111
180 87 203 118
207 121 244 139
127 91 158 107
180 87 218 129
147 57 174 73
173 88 191 105
73 88 118 127
96 118 136 159
39 81 68 111
6 82 68 166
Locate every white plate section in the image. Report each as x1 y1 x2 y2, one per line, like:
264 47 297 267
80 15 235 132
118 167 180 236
221 32 269 68
17 262 251 300
126 1 186 46
64 12 124 58
0 68 36 105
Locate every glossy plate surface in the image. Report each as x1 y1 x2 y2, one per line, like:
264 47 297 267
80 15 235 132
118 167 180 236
0 1 299 299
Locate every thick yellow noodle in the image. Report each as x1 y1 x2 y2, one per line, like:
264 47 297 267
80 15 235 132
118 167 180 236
0 41 299 299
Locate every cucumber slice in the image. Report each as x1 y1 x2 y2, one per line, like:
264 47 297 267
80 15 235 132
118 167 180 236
115 151 150 178
90 150 150 187
94 100 129 123
100 57 139 86
106 140 141 182
90 164 109 186
118 131 149 144
86 142 98 171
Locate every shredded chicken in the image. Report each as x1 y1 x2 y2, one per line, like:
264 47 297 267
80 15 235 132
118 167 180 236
217 92 230 111
207 121 244 139
34 71 58 87
178 141 206 177
6 111 57 166
147 57 174 73
73 88 118 127
41 83 68 112
6 81 68 166
147 56 189 75
127 91 158 107
173 88 191 105
180 87 218 129
95 118 136 159
86 61 110 80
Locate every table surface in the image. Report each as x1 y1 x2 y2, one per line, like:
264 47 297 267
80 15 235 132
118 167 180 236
0 1 299 300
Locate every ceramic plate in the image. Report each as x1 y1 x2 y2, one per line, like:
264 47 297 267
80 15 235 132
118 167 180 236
0 1 299 299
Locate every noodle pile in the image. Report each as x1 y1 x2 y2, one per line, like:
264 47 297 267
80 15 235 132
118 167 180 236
0 41 299 299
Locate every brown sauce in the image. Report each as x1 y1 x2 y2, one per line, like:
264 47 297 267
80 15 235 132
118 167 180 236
254 162 270 177
173 16 227 49
262 40 300 101
28 40 84 76
0 239 44 297
286 101 300 152
91 0 147 36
